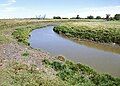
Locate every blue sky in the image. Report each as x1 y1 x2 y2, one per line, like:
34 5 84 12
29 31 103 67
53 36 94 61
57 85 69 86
0 0 120 18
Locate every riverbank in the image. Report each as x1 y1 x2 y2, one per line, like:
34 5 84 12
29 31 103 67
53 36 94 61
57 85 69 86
0 19 62 68
0 19 120 86
53 21 120 45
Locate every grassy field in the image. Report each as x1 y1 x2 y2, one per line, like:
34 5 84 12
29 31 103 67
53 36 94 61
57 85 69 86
12 25 43 45
0 19 67 44
0 61 69 86
0 19 38 44
0 19 120 86
43 59 120 86
1 58 120 86
54 21 120 45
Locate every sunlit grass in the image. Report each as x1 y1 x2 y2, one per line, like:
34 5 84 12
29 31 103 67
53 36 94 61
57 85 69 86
0 19 55 44
54 21 120 44
42 59 120 86
0 19 120 86
12 25 43 45
0 61 69 86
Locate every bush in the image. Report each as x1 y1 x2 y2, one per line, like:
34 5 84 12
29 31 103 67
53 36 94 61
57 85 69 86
76 15 80 19
62 18 69 19
22 51 29 57
90 74 120 86
51 61 66 71
114 14 120 20
96 16 101 19
42 59 120 86
42 59 51 66
87 15 94 19
53 16 61 19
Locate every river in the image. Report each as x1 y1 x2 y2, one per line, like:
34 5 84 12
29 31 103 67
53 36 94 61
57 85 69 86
29 26 120 77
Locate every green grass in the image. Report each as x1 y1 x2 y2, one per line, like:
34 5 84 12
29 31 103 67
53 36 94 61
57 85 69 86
0 35 9 44
1 59 120 86
12 25 43 45
53 21 120 45
1 19 120 86
22 51 29 58
0 61 69 86
0 20 39 44
0 19 59 44
42 59 120 86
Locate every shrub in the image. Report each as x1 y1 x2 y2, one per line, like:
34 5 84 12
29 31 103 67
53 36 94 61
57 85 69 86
87 15 94 19
22 51 29 57
76 15 80 19
42 59 120 86
51 61 65 71
42 59 51 66
96 16 101 19
53 16 61 19
62 18 69 19
114 14 120 20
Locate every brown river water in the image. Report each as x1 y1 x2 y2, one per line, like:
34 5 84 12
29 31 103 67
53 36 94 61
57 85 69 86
29 26 120 77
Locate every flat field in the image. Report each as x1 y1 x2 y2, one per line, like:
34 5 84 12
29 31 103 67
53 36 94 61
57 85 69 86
0 19 120 86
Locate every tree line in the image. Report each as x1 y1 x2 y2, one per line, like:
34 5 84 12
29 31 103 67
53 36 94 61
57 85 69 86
53 14 120 20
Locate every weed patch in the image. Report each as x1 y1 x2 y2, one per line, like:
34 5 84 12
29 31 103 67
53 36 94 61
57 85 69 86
43 59 120 86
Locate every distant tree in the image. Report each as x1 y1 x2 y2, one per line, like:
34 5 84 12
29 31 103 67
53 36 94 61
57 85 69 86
106 14 110 21
62 18 69 19
43 14 46 19
76 15 80 19
96 16 101 19
53 16 61 19
70 17 76 19
36 15 38 19
114 14 120 20
36 15 41 20
109 17 114 21
36 14 46 20
87 15 94 19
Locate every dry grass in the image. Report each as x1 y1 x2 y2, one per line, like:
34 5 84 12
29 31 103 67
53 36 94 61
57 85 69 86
61 21 120 29
54 21 120 44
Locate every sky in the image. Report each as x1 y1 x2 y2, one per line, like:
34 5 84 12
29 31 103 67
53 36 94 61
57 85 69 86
0 0 120 19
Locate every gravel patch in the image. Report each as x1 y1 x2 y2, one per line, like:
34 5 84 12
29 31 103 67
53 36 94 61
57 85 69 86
0 42 54 69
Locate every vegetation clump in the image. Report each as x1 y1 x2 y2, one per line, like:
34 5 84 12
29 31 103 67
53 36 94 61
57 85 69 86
1 19 120 86
53 16 61 19
0 61 69 86
53 22 120 45
22 51 29 57
96 16 102 19
1 59 120 86
87 15 94 19
43 59 120 86
114 14 120 20
12 25 41 45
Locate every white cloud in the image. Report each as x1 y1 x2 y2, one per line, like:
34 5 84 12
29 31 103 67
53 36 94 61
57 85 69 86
9 0 16 3
0 0 16 7
0 0 17 12
0 1 120 19
74 6 120 18
42 6 120 18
